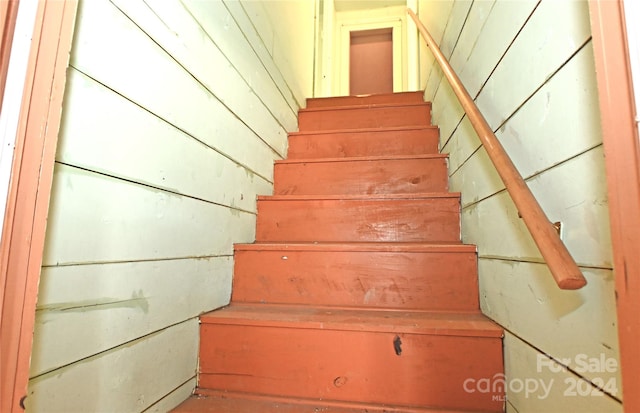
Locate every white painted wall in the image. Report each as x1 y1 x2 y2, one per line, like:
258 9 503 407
26 0 314 411
418 0 621 411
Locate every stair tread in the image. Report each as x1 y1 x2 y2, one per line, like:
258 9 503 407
200 304 503 338
305 91 426 109
172 392 498 413
258 192 460 201
290 125 438 136
299 101 431 114
275 153 448 165
235 242 476 253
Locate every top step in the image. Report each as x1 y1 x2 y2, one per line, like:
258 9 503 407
298 102 432 132
306 91 426 109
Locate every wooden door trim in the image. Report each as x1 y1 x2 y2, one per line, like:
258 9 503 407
0 1 77 411
589 1 640 411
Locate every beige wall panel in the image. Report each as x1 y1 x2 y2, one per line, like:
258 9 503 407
456 0 538 98
111 0 293 152
232 0 312 107
145 378 196 413
461 147 612 268
480 260 619 389
447 0 495 75
70 0 284 166
451 145 503 207
259 0 315 104
429 0 477 142
442 115 479 174
438 0 537 149
418 0 453 96
446 43 602 179
526 148 612 267
30 256 232 376
26 319 199 413
59 70 273 212
432 76 466 148
144 0 298 136
436 0 589 145
219 0 298 111
42 165 255 266
474 0 591 130
238 0 274 54
503 332 622 412
423 0 469 100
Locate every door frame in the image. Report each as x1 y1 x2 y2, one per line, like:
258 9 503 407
589 1 640 412
338 18 403 96
0 1 77 411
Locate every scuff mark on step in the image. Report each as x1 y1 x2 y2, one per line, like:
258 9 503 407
393 335 402 356
333 376 347 387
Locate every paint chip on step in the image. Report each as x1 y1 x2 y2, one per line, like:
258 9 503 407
393 335 402 356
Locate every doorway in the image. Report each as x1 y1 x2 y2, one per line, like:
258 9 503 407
349 28 393 95
336 15 404 96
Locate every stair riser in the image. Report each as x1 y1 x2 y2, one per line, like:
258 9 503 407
299 105 431 131
199 325 504 411
306 92 425 108
256 198 461 243
274 158 448 196
287 128 439 159
232 250 479 311
177 390 486 413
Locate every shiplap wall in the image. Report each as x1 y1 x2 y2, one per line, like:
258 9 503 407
26 0 314 411
419 0 622 411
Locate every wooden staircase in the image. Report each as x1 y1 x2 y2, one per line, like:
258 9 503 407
172 92 504 412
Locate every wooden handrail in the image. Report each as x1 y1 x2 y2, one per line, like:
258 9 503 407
408 8 586 290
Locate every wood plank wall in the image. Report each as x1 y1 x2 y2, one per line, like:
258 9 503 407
25 0 314 411
418 0 622 411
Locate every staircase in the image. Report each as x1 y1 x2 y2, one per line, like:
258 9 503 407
172 92 505 412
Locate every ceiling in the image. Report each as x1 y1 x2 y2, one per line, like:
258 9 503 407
333 0 407 12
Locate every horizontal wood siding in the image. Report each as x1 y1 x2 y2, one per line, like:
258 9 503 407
27 0 314 411
419 0 621 410
27 319 199 413
503 332 622 413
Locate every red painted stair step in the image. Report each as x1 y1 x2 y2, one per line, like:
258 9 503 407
198 305 504 412
256 193 461 243
232 242 479 312
274 154 449 195
287 126 440 159
305 91 426 109
191 92 504 413
298 102 431 131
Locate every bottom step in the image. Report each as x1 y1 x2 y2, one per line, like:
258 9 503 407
171 391 499 413
198 305 503 411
